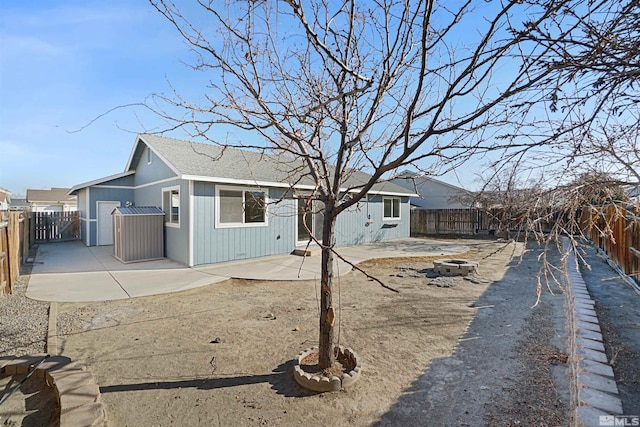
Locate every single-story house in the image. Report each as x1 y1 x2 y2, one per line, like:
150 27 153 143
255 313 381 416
391 170 473 209
69 134 415 267
26 188 77 212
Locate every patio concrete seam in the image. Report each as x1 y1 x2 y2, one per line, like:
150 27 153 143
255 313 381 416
90 245 131 298
107 271 131 299
563 238 623 426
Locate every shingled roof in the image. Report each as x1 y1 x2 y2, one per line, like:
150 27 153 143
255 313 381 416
129 134 414 196
26 188 76 203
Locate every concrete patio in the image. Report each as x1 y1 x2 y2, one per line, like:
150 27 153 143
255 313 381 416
25 239 469 303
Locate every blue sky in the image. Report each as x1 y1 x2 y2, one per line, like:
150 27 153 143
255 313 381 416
0 1 195 195
0 1 491 197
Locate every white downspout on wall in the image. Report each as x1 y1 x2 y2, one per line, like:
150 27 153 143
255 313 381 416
85 187 91 246
188 180 194 267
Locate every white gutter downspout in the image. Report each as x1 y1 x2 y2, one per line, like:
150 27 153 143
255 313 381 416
188 180 194 267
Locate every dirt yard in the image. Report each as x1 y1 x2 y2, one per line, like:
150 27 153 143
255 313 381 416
56 239 521 426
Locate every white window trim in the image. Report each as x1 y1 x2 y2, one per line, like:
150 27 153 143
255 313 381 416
383 197 401 221
162 185 181 228
215 185 269 228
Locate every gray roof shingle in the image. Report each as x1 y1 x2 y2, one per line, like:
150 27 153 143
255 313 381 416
26 188 76 203
137 134 414 196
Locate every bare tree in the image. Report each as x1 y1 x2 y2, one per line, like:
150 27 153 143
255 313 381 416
147 0 585 369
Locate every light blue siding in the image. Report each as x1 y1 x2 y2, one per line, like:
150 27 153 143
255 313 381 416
77 189 89 245
191 184 410 266
335 198 372 245
367 195 410 242
102 174 135 186
87 187 134 246
334 196 410 245
133 146 177 186
192 183 296 265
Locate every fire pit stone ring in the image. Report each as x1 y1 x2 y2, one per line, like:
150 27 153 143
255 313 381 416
432 259 479 276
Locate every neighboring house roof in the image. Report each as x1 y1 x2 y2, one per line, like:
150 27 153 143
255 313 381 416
69 171 135 195
9 198 30 208
394 170 472 194
392 170 473 208
26 188 77 204
75 133 415 196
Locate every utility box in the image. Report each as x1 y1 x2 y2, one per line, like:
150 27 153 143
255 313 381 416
112 206 164 263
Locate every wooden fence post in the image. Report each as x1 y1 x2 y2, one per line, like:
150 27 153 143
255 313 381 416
7 212 21 287
20 213 29 262
30 211 35 248
0 222 8 296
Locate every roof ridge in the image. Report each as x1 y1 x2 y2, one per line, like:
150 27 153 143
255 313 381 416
141 133 274 157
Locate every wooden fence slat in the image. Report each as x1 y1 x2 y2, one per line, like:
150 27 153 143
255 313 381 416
0 221 8 296
7 212 20 287
410 208 515 235
0 212 26 296
31 211 80 243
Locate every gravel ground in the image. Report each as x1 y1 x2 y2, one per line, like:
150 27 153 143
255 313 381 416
0 259 49 357
375 242 570 426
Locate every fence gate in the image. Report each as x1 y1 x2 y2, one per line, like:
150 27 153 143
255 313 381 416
31 211 80 243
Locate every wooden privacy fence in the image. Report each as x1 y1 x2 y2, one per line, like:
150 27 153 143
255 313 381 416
581 205 640 286
31 211 80 244
411 208 557 236
411 206 639 286
411 208 486 235
0 212 29 296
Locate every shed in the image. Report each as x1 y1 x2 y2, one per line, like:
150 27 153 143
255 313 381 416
112 207 164 263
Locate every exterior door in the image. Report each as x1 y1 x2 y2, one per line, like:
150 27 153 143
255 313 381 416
297 198 313 243
366 195 373 243
97 201 120 245
297 198 324 244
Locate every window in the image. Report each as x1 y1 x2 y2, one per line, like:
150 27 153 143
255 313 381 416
147 147 152 164
383 197 400 220
163 187 180 226
217 186 267 227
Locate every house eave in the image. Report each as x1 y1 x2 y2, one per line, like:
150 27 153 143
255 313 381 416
126 134 181 177
181 175 416 197
68 171 135 195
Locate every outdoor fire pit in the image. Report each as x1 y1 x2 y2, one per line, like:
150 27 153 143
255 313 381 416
432 259 478 276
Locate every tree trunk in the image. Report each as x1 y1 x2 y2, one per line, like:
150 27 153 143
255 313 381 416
318 204 337 369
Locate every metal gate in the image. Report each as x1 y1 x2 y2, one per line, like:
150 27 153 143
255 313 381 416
31 211 80 243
